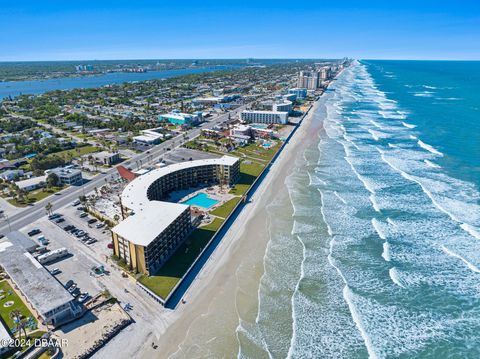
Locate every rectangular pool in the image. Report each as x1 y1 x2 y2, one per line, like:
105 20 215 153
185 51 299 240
251 123 269 129
182 193 219 209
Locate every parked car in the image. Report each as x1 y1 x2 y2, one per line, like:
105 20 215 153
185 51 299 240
27 229 41 236
75 230 86 237
72 200 81 206
37 235 49 245
79 213 88 218
76 206 86 211
78 293 90 303
55 218 65 223
87 238 97 245
48 213 61 220
64 280 74 289
50 268 61 275
87 218 97 224
71 288 80 297
68 284 77 293
64 225 74 231
95 223 105 229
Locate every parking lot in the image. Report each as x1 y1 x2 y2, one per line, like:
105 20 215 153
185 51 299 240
20 203 114 303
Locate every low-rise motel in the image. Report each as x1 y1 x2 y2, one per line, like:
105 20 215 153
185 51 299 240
111 156 240 275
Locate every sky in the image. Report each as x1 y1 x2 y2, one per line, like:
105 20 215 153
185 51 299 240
0 0 479 61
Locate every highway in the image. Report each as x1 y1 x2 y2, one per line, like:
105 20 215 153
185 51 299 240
0 104 249 234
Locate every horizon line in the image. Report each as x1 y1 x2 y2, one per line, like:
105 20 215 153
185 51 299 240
1 57 480 63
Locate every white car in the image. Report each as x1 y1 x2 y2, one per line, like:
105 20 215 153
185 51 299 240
50 268 61 275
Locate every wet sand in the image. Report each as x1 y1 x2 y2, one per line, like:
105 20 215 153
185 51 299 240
130 94 329 359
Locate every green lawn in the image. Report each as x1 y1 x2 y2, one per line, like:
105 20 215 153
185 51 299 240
0 280 37 330
139 218 224 299
7 186 64 207
138 139 282 300
240 161 265 177
229 161 265 196
230 142 281 162
210 197 242 218
46 145 99 160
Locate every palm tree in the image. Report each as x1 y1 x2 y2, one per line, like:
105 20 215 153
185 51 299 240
79 195 88 209
10 310 27 340
45 202 53 215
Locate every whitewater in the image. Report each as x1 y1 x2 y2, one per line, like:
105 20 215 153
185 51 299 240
237 61 480 358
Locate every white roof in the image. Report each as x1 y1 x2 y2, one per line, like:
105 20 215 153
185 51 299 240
112 156 238 247
111 202 188 247
15 175 47 189
233 124 251 132
159 112 193 120
241 110 288 115
133 134 161 142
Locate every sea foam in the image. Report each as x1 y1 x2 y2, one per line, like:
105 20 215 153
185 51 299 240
417 140 443 156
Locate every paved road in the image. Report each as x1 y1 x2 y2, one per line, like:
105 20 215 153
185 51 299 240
0 105 249 234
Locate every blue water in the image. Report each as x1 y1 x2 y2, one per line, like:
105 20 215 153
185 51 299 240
0 65 237 99
237 60 480 358
182 193 219 209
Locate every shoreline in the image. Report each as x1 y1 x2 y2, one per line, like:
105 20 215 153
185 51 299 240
143 92 329 357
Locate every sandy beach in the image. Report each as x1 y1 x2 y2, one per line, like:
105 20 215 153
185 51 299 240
94 90 329 359
138 94 328 358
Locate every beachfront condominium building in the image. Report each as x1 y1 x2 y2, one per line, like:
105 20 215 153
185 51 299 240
258 97 293 114
273 98 293 114
158 109 202 126
241 110 289 125
111 156 240 275
297 71 320 90
319 66 331 80
288 88 308 99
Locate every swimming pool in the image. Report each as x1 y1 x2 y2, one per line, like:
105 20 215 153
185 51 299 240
263 142 273 148
182 193 219 209
251 123 269 129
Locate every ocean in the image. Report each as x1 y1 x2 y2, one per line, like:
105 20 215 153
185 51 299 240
235 60 480 358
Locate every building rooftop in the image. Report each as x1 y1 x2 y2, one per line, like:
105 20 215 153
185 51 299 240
48 167 82 177
93 151 118 160
241 110 288 115
0 234 74 316
15 175 47 190
111 202 188 247
5 231 38 252
112 156 238 247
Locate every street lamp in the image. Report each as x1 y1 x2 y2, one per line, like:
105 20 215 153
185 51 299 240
0 212 11 232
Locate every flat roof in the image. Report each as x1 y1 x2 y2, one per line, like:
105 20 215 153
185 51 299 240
93 151 117 159
111 202 188 247
5 231 38 251
133 134 161 142
112 156 238 247
0 236 74 316
49 167 82 177
15 175 47 189
241 110 288 115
